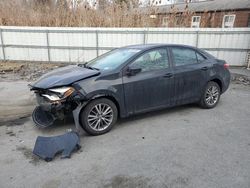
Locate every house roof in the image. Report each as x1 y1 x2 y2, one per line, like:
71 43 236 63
156 0 250 13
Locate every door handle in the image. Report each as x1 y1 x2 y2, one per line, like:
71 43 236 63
163 73 173 78
201 66 208 71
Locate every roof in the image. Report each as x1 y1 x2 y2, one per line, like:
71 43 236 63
123 44 214 58
156 0 250 13
124 43 197 50
125 44 164 49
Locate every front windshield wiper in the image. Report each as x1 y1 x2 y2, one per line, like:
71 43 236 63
79 63 99 71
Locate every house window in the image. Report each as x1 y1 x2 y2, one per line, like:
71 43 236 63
162 17 168 27
191 16 201 28
150 15 157 19
222 15 235 28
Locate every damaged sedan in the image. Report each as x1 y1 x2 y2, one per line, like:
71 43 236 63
30 44 230 135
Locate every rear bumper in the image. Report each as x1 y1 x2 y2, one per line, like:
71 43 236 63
221 70 231 93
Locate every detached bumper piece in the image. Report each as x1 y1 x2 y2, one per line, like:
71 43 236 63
33 131 81 162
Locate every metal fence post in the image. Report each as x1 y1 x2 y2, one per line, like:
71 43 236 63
247 51 250 70
0 28 6 61
195 30 199 47
143 30 146 44
46 30 51 62
96 30 99 57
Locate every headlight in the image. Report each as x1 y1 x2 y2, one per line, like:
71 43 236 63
42 87 75 101
42 94 61 101
49 87 75 97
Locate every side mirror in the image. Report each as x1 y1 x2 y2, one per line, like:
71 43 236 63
126 66 142 76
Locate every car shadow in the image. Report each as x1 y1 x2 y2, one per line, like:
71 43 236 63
38 116 75 134
38 103 199 135
115 103 198 128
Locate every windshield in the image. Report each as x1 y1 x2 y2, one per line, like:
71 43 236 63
86 48 141 71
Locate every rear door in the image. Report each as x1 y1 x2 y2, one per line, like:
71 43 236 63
170 47 211 105
122 48 174 115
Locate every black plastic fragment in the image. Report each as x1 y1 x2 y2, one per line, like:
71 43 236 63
33 131 81 162
32 106 55 128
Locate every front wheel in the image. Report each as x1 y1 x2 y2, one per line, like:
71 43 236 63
199 81 221 109
80 98 118 136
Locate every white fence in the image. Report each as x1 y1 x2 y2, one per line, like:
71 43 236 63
0 26 249 66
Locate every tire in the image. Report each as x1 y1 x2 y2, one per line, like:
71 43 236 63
80 98 118 136
199 81 221 109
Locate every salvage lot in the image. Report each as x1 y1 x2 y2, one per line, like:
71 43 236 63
0 64 250 188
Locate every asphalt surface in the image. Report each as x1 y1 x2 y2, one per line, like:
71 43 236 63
0 81 249 188
0 81 35 123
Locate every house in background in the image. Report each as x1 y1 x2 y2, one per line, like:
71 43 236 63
152 0 250 28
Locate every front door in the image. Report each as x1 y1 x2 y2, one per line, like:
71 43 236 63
122 48 174 115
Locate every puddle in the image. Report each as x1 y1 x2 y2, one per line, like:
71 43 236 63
0 116 30 126
16 146 41 166
103 175 152 188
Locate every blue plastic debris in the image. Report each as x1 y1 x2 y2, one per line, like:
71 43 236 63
33 131 80 162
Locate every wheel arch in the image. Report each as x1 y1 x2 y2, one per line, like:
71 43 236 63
209 78 223 92
87 93 121 118
73 93 121 134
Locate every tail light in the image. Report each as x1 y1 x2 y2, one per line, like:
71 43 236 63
224 63 229 69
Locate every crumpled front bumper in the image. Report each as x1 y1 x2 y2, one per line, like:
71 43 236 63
36 94 65 113
32 89 86 129
32 94 69 128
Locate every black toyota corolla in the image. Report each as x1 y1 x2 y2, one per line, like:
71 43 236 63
30 44 230 135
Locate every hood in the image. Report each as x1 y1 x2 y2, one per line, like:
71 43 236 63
31 65 100 89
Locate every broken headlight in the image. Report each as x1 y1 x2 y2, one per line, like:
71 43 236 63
42 87 75 101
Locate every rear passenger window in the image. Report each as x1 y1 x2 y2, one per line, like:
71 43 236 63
172 47 198 66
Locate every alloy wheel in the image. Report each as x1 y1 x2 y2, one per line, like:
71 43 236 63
87 103 113 131
205 85 219 106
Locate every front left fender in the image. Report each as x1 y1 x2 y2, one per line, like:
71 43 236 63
72 102 88 134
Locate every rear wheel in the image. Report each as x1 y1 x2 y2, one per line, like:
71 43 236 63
199 81 221 109
80 98 118 136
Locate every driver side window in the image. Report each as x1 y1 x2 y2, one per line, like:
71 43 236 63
130 48 169 72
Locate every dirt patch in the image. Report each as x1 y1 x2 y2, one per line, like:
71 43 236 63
103 175 152 188
0 61 67 81
6 130 16 137
102 175 189 188
16 146 41 166
165 176 189 188
231 73 250 86
42 179 61 188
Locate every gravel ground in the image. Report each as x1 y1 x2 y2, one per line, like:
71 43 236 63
0 81 249 188
0 61 67 81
